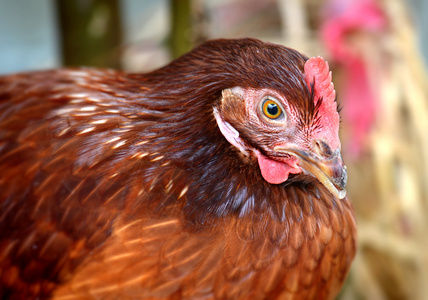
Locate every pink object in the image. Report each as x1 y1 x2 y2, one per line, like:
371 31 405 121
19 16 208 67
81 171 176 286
321 0 386 156
256 151 301 184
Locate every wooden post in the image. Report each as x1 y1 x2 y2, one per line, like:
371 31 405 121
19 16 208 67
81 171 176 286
169 0 193 59
56 0 122 69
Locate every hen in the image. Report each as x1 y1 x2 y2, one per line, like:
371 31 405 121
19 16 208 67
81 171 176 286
0 38 356 300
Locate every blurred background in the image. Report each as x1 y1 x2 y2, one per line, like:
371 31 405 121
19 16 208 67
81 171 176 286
0 0 427 299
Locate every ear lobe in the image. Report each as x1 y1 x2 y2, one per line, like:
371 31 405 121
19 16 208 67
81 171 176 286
213 107 249 156
213 88 250 156
218 88 245 113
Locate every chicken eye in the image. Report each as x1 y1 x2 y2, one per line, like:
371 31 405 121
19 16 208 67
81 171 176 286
262 98 283 120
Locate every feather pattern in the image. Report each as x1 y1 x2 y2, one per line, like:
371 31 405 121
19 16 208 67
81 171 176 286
0 38 356 299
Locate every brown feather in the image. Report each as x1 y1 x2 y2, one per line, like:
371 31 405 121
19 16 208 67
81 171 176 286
0 38 356 299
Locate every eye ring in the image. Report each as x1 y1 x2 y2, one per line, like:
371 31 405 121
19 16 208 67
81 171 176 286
261 97 284 121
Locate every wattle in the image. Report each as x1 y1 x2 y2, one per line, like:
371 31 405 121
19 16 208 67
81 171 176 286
256 153 301 184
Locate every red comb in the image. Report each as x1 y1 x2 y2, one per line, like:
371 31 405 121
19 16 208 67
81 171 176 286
304 57 340 149
304 57 336 105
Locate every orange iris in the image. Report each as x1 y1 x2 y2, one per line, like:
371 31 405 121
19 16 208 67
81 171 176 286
262 99 282 119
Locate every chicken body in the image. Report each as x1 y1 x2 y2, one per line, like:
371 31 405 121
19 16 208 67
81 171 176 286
0 39 356 299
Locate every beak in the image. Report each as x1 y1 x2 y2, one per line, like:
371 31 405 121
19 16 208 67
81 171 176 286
274 146 347 199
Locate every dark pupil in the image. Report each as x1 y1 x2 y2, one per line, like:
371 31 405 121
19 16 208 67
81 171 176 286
267 103 279 116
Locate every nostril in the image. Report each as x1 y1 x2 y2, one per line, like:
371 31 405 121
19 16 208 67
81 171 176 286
314 139 333 158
